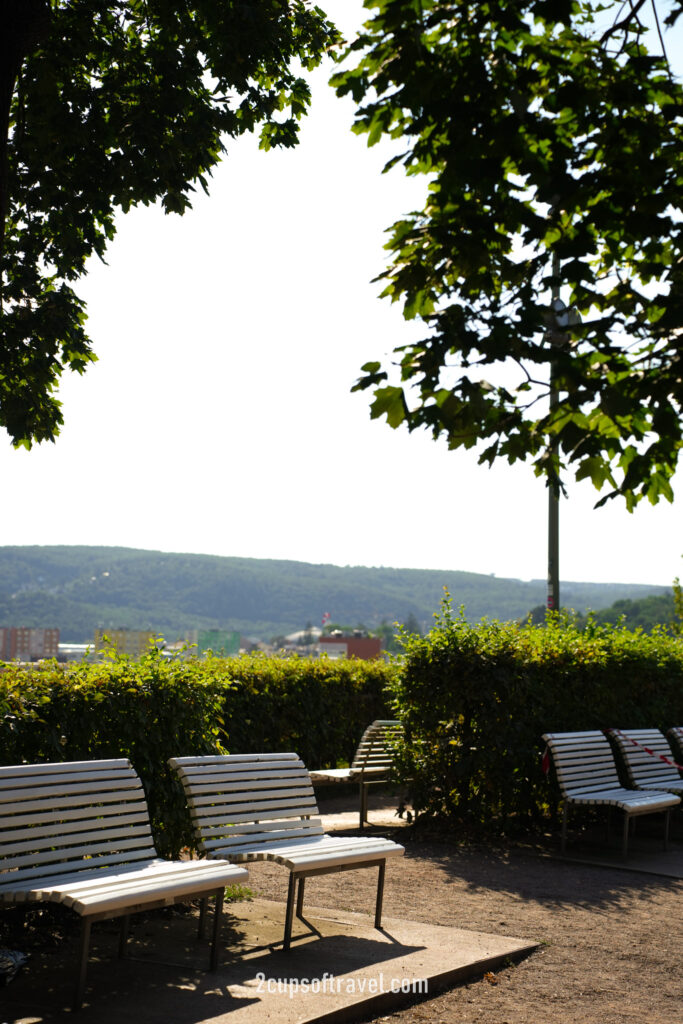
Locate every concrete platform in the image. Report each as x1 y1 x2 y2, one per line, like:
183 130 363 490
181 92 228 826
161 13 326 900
2 899 536 1024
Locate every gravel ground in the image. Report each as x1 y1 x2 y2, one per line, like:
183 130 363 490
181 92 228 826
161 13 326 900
248 809 683 1024
3 793 681 1024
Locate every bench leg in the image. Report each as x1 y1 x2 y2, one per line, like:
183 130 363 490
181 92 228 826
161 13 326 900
296 877 306 918
360 783 369 829
664 808 671 851
210 889 224 972
622 813 629 859
561 803 568 855
284 873 297 952
118 915 130 958
74 917 92 1011
198 897 208 940
374 861 386 929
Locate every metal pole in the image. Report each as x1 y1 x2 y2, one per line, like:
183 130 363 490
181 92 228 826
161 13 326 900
547 253 561 613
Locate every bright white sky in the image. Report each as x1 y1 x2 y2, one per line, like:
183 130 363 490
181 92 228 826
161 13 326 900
1 0 681 589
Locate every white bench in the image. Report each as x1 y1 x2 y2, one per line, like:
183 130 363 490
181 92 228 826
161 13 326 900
170 752 404 950
607 728 683 796
542 731 680 857
0 758 248 1010
309 720 404 827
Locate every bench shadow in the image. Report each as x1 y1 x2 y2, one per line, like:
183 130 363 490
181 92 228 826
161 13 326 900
399 832 683 912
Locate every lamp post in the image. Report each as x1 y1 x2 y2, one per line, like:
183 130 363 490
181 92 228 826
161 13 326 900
547 255 580 614
547 257 561 613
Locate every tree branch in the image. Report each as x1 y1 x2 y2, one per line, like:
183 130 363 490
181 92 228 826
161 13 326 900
599 0 648 44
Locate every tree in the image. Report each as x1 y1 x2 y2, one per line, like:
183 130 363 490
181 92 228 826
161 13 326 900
1 0 338 446
333 0 683 509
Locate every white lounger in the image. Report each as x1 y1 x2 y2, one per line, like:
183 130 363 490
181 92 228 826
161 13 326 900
0 758 248 1009
309 720 404 827
170 752 404 949
543 731 680 857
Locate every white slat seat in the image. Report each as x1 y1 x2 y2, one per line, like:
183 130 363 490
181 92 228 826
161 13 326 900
309 720 405 827
543 731 680 857
0 759 248 1010
170 752 404 950
607 728 683 796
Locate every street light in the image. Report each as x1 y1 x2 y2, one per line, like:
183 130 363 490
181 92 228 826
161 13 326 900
546 261 580 614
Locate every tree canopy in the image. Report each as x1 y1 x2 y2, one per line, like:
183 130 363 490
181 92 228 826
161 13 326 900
0 0 338 446
333 0 683 508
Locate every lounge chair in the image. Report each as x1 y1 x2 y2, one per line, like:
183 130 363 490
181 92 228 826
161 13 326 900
0 758 248 1009
309 720 404 827
170 752 404 950
542 730 679 857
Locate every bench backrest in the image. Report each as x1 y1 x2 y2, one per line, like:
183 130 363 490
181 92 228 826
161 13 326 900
667 727 683 760
351 720 402 775
170 753 325 856
608 728 682 789
542 731 622 797
0 759 157 890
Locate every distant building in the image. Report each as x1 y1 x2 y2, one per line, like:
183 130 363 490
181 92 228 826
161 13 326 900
318 633 382 660
196 630 241 656
0 627 60 662
94 629 155 659
57 643 92 662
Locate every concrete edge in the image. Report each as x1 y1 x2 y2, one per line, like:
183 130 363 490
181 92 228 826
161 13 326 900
299 944 539 1024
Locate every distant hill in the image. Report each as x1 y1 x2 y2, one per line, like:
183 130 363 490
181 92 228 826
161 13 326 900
0 546 669 642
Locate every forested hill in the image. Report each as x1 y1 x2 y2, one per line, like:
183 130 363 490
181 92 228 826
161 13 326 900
0 546 668 642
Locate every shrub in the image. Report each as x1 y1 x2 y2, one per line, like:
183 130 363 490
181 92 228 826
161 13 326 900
388 596 683 833
218 653 391 765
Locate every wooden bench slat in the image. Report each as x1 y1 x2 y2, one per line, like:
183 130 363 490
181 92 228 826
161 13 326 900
0 788 147 819
183 776 312 796
0 768 143 790
0 808 150 839
0 777 143 804
177 760 307 779
190 802 319 827
0 846 161 884
187 788 317 811
198 817 322 837
203 826 323 851
0 759 138 778
173 753 301 766
2 821 153 857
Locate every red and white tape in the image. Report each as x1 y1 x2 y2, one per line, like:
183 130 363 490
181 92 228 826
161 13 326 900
541 730 683 774
609 728 683 772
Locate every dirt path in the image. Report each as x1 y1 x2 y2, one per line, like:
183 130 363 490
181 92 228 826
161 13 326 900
248 829 683 1024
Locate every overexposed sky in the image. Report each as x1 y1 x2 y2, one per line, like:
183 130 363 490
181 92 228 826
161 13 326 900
2 0 681 589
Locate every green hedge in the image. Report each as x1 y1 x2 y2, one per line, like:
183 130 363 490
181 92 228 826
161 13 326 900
0 650 393 856
388 600 683 833
218 653 391 765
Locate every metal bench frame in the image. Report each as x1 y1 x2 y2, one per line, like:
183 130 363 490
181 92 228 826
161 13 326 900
542 731 680 858
0 758 248 1010
170 752 404 950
